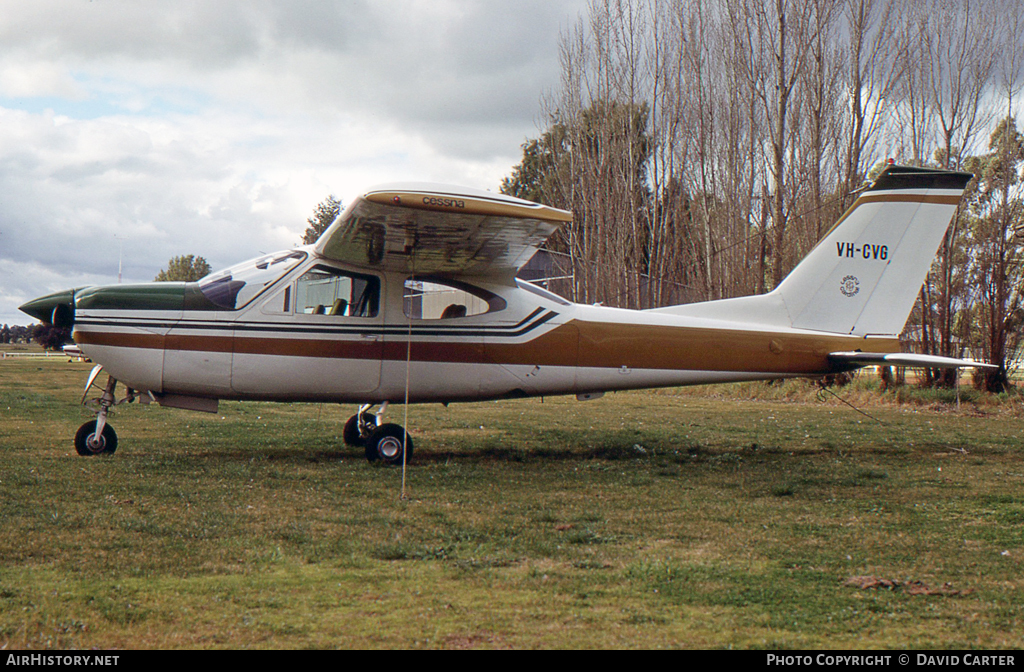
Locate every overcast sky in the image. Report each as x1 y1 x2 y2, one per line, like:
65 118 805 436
0 0 588 326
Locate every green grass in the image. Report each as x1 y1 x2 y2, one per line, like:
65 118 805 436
2 358 1024 648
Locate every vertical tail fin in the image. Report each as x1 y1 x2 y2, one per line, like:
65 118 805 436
776 165 971 336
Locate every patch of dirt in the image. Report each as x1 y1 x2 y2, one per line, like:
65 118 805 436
844 575 973 596
443 632 508 649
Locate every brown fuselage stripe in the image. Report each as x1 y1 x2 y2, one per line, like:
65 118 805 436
856 193 962 205
74 321 897 374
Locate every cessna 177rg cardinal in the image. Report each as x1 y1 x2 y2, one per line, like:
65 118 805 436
20 164 993 463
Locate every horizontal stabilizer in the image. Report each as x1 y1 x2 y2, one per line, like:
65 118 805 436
828 351 997 369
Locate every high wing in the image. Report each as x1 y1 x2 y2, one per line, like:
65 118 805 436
314 183 572 278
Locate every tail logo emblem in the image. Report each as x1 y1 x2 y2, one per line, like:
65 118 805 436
840 275 860 297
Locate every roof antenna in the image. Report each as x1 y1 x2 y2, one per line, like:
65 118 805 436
114 234 129 283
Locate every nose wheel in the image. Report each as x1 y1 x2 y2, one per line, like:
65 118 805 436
74 419 117 455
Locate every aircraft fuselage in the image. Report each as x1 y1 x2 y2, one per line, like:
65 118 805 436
65 247 893 407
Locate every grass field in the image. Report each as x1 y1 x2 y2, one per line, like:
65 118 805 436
1 356 1023 649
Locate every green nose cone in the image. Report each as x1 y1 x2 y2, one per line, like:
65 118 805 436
19 288 80 327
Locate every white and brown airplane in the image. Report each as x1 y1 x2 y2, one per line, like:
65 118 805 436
20 164 993 462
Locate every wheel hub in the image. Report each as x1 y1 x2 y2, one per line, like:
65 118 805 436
378 436 402 459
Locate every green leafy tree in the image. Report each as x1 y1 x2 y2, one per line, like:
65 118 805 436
32 324 71 351
501 123 569 207
963 116 1024 392
302 195 343 245
154 255 212 282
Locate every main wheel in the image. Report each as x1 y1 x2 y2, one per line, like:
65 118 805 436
343 412 377 447
74 420 117 456
364 424 413 465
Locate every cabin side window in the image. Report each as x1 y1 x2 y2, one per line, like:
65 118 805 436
296 266 380 317
260 285 292 315
403 277 505 319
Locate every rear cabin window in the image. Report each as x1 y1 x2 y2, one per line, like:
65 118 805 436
403 277 505 319
296 266 380 317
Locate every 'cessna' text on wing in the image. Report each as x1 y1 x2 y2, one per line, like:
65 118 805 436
423 196 466 209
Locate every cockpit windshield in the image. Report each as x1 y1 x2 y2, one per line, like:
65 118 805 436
198 250 306 310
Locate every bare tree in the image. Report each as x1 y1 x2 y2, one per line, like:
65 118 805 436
796 0 844 252
919 0 997 385
840 0 904 203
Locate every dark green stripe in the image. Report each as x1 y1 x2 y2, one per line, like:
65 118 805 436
75 283 187 311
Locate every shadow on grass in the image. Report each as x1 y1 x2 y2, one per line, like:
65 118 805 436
130 437 784 467
408 442 699 464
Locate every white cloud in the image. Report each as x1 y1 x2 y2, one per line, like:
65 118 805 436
0 0 588 325
0 60 86 99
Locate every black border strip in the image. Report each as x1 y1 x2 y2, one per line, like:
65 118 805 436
74 309 559 340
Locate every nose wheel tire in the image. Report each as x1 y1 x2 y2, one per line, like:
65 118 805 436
364 424 413 465
74 420 118 456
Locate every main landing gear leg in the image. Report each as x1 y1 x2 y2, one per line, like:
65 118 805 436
74 365 138 456
343 402 414 465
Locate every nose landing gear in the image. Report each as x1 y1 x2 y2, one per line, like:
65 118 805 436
74 365 139 456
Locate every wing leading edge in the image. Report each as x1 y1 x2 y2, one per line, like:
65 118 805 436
315 183 572 277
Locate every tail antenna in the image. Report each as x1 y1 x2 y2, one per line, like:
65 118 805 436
815 381 886 426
